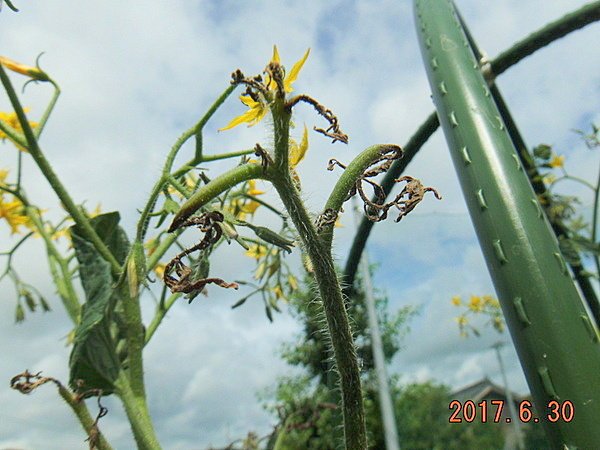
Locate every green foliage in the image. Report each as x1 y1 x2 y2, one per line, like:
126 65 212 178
395 382 503 450
69 212 130 394
279 269 412 385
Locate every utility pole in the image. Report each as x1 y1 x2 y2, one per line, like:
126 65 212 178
491 341 524 450
353 197 400 450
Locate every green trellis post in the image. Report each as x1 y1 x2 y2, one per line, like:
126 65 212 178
414 0 600 448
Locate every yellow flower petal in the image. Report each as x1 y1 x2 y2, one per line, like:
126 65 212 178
245 244 268 260
0 56 49 81
549 154 565 168
0 195 31 234
246 180 265 196
451 295 461 306
271 45 281 64
284 48 310 93
289 124 309 167
240 200 261 215
219 96 267 131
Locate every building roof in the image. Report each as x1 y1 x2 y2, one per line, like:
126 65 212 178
452 377 526 403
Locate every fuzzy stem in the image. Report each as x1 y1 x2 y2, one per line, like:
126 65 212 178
114 372 162 450
57 384 113 450
270 100 366 449
0 65 121 276
321 144 402 251
168 163 265 231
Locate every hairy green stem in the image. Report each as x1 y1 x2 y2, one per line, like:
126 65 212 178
321 144 402 251
0 65 121 276
35 80 61 137
169 163 265 231
115 372 162 450
26 207 81 322
118 285 147 397
57 384 113 450
270 99 366 449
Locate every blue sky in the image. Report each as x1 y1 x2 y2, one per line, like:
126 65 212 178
1 0 599 448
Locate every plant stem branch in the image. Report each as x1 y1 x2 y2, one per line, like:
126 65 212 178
270 100 366 449
114 372 162 450
0 65 121 276
57 384 113 450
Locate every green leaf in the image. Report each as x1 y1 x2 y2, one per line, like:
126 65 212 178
69 212 130 394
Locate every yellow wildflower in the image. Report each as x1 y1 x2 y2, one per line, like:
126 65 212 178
219 46 310 131
549 154 565 168
0 55 49 81
0 109 38 151
268 45 310 93
289 124 309 167
468 295 483 312
0 194 31 234
245 243 268 260
451 295 461 306
482 295 499 308
154 263 166 278
219 95 268 131
272 285 285 300
246 180 265 196
240 200 261 215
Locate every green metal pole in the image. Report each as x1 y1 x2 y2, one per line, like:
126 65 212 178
414 0 600 448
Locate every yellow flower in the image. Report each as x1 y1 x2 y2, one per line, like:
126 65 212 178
542 173 556 185
468 295 483 312
268 45 310 94
451 295 461 306
219 95 268 131
0 55 49 81
154 263 166 278
455 315 468 327
0 194 31 234
289 124 309 167
482 295 499 308
272 285 285 300
246 179 265 196
0 109 38 151
549 154 565 168
245 243 268 260
219 46 310 131
240 200 261 215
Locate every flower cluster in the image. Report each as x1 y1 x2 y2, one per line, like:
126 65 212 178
451 294 503 337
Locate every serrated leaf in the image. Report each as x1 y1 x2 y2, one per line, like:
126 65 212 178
68 212 130 394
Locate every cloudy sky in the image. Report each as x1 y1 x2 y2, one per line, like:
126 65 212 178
1 0 599 448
